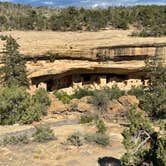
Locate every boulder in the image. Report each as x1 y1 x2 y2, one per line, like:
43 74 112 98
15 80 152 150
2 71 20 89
70 96 95 113
108 95 139 114
105 95 140 122
48 94 67 114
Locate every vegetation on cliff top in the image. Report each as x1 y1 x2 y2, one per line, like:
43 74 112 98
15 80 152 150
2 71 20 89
0 2 166 36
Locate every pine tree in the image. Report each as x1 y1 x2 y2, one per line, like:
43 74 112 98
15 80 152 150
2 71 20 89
0 35 29 87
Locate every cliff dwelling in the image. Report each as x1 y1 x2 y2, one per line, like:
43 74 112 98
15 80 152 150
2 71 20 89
30 69 147 93
1 31 165 93
24 42 166 94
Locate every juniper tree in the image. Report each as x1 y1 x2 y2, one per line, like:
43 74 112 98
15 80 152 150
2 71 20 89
121 51 166 166
0 35 29 87
121 107 166 166
140 52 166 119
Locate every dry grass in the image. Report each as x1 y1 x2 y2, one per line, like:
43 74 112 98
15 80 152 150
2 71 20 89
0 30 166 57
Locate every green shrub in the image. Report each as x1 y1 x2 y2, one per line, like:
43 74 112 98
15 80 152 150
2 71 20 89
96 119 107 134
72 88 94 99
84 118 109 146
2 134 29 145
67 132 83 146
103 86 125 100
127 86 144 99
80 115 94 124
140 56 166 119
32 88 51 115
134 29 150 37
32 88 51 107
69 102 78 112
92 90 110 112
0 86 30 125
20 101 43 124
54 91 72 104
84 133 110 146
121 107 166 166
94 133 110 146
0 86 50 125
33 126 55 143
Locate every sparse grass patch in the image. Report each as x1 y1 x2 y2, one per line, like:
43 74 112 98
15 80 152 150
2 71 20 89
127 86 144 99
103 86 125 100
72 88 94 99
33 126 55 143
68 102 78 112
84 133 110 146
67 132 83 146
91 90 110 112
96 119 107 134
80 115 94 124
54 91 72 104
2 134 29 145
80 117 110 146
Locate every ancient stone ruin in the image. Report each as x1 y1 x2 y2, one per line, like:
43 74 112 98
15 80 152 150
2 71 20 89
26 43 166 93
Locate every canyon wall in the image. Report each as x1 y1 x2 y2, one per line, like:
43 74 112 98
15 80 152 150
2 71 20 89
26 43 166 92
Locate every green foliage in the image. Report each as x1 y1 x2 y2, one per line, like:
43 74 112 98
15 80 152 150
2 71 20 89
72 88 94 99
121 54 166 166
91 86 124 112
0 86 29 125
92 90 110 112
0 86 49 125
0 35 29 87
84 118 109 146
48 53 59 62
20 100 43 124
67 132 83 146
54 86 124 113
68 102 78 112
32 88 51 107
94 133 110 146
80 115 94 124
2 134 29 145
121 107 166 166
85 133 110 146
54 91 72 104
127 86 144 99
140 55 166 119
0 3 165 36
32 88 51 115
96 119 107 134
103 86 125 100
33 126 55 143
54 88 94 103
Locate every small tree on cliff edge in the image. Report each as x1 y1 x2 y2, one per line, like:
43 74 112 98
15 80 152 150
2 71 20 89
0 35 29 87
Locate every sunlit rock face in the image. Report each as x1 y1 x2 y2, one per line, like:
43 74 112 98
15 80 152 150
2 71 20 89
26 43 166 93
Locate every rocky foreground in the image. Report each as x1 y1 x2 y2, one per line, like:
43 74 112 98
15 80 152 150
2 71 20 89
0 95 139 166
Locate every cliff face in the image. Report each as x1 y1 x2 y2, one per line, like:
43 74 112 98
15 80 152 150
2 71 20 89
27 44 166 79
93 44 166 61
0 30 166 91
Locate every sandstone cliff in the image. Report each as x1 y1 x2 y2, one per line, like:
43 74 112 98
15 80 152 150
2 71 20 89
0 30 165 89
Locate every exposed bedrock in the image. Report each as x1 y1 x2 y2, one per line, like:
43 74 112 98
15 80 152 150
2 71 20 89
27 60 145 78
